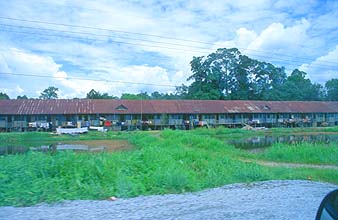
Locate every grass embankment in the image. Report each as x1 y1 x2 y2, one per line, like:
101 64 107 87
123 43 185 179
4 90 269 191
1 128 338 206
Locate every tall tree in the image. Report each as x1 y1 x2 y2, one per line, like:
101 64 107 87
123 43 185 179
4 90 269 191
250 61 287 100
0 92 10 100
39 86 59 99
325 79 338 101
186 48 287 100
278 69 324 101
188 48 241 99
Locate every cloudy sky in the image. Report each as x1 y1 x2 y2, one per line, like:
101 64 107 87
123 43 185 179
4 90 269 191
0 0 337 98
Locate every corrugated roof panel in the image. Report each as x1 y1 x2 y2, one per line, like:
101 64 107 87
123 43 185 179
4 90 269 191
0 99 337 115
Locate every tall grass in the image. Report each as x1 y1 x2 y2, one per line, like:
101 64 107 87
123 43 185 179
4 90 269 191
190 127 251 136
257 143 338 165
0 129 337 206
0 139 271 206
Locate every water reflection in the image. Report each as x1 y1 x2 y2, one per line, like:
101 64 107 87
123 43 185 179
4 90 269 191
0 144 107 156
0 146 29 155
229 134 338 149
0 140 132 156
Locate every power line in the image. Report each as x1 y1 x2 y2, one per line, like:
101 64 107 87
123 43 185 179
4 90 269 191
0 23 214 51
0 16 209 45
1 27 337 70
0 28 210 54
0 72 178 88
0 49 182 74
4 1 336 51
0 16 337 66
2 22 335 67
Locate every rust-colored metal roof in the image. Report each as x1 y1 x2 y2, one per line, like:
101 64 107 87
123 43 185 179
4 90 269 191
0 99 337 115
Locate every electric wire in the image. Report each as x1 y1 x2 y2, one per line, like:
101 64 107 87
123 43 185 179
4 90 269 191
0 72 178 88
1 27 337 69
0 16 337 66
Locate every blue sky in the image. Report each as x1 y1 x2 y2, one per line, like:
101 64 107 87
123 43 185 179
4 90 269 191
0 0 337 98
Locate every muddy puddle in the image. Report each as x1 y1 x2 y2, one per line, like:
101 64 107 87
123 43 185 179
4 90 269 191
229 134 338 150
0 140 133 156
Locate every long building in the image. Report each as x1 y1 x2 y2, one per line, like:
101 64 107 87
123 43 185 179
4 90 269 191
0 99 338 131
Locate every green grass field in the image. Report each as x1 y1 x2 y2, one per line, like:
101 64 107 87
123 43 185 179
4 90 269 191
0 127 337 206
256 143 338 165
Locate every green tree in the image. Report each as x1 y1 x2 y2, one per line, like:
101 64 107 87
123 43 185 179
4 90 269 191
188 48 241 99
86 89 117 99
186 48 287 100
86 89 100 99
150 91 163 99
325 79 338 101
174 84 189 99
0 92 10 100
278 69 324 101
39 86 59 99
17 95 28 99
250 61 287 100
120 92 150 100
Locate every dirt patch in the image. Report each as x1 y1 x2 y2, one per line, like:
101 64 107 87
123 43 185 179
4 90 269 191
60 140 134 152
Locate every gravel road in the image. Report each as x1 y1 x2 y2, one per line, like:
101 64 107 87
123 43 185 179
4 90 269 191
1 180 337 220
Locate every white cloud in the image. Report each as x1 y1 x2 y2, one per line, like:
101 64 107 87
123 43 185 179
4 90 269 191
247 19 311 52
15 85 24 94
54 65 179 98
213 28 258 50
212 19 325 72
0 47 65 98
0 45 187 98
300 45 338 84
1 48 61 75
0 0 337 98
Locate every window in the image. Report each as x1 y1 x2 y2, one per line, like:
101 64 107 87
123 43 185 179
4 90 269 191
55 115 65 121
234 114 241 119
14 115 23 121
203 115 215 119
189 115 197 120
153 114 162 119
37 115 46 121
170 114 183 119
125 115 132 120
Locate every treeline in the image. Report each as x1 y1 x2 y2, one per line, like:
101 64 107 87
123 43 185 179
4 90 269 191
85 89 182 100
179 48 338 101
0 88 182 100
0 48 337 101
